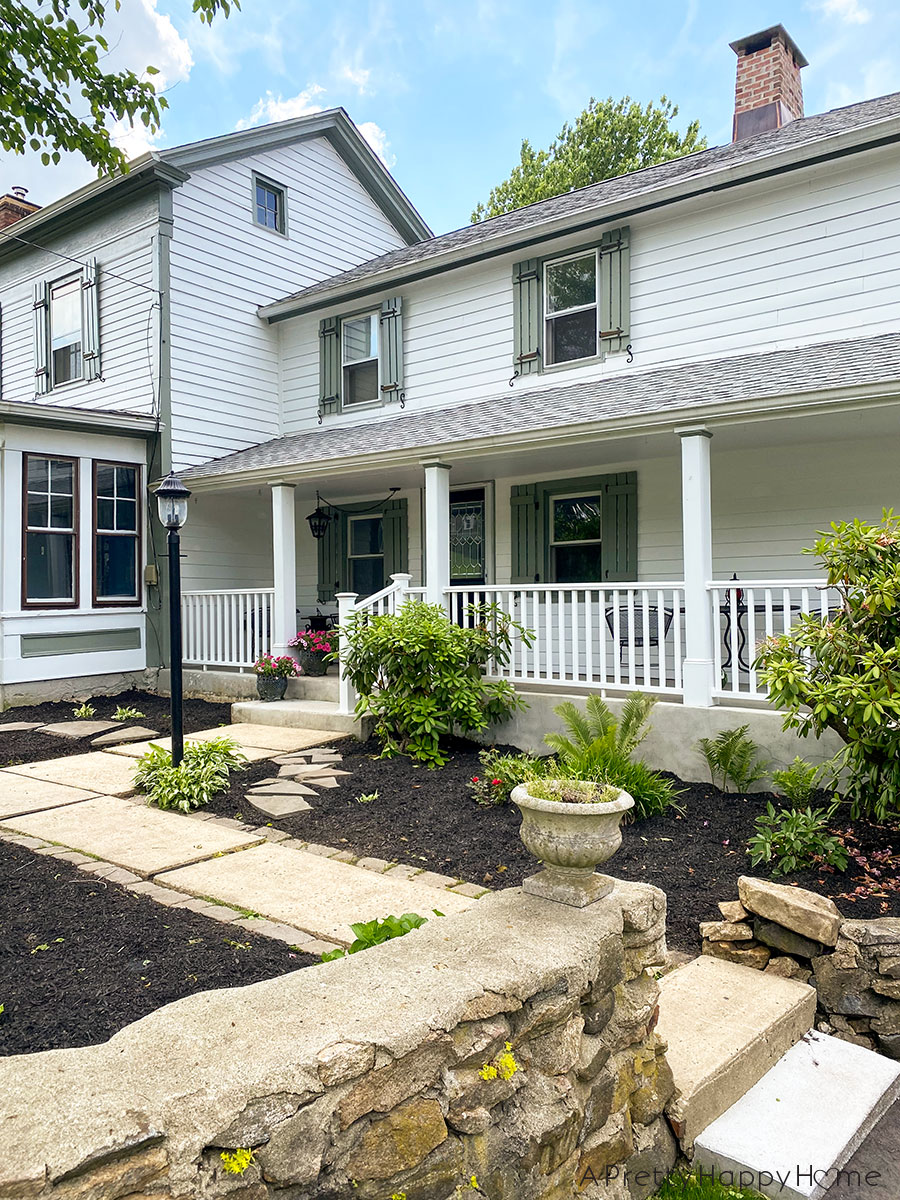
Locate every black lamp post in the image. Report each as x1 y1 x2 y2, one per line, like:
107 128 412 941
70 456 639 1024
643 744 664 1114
154 472 191 766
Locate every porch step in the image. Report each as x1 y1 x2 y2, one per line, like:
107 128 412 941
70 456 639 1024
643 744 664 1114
231 699 367 738
178 670 339 704
657 954 817 1151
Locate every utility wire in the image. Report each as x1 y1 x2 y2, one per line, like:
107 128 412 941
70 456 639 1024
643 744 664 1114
5 230 163 298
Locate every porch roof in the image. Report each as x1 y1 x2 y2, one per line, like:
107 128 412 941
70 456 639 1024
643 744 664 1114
181 331 900 486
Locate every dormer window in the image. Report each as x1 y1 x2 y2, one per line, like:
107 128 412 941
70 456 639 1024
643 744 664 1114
253 174 286 235
342 312 379 405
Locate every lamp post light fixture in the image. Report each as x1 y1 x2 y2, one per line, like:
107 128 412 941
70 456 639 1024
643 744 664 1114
154 471 191 766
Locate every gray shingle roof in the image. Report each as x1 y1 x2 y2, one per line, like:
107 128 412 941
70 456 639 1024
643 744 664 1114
265 91 900 313
183 332 900 482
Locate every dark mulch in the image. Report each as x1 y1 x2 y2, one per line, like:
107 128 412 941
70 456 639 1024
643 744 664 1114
0 839 315 1056
0 689 231 765
206 736 900 953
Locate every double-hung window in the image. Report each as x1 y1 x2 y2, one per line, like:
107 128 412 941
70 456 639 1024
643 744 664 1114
550 493 603 583
342 313 380 406
348 515 384 595
93 462 140 605
23 455 77 606
253 175 286 234
544 251 598 366
50 275 83 386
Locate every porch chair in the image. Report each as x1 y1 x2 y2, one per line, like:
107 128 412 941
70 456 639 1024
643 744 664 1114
604 605 674 668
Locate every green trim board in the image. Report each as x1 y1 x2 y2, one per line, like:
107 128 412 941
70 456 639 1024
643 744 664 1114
20 627 143 658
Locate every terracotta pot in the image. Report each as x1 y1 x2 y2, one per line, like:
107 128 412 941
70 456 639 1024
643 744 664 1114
511 780 634 907
295 649 328 676
256 675 288 701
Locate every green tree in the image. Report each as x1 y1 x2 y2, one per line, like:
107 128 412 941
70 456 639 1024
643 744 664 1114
472 95 705 223
0 0 235 175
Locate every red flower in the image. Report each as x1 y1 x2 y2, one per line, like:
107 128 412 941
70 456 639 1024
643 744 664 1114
492 779 501 786
472 776 479 783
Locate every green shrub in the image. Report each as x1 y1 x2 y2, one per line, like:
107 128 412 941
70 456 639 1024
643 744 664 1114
134 737 246 813
696 726 769 792
468 748 549 805
756 511 900 822
320 912 435 961
747 801 849 876
339 600 533 767
771 757 821 805
544 693 682 820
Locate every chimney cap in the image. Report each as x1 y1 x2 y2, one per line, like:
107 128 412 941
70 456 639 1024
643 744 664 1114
729 24 808 69
10 185 27 200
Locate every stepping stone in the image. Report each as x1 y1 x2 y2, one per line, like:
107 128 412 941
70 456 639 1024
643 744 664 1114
38 720 122 740
248 780 317 796
0 722 42 733
189 724 343 753
248 794 313 818
307 750 343 762
277 764 340 779
0 773 99 819
694 1031 900 1199
309 777 339 789
156 841 475 946
4 794 264 875
91 726 160 747
106 737 272 762
3 751 140 798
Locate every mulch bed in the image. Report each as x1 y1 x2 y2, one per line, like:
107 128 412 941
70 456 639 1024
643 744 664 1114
206 735 900 953
0 839 315 1057
0 689 231 765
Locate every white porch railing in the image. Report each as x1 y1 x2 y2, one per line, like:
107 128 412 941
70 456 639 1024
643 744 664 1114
708 579 839 700
182 588 274 669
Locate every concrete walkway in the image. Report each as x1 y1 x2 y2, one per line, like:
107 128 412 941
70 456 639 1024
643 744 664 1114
0 727 488 952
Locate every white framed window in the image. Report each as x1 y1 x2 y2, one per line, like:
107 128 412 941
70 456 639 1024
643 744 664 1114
93 461 141 605
544 251 598 366
253 174 286 234
50 274 83 386
549 492 602 583
23 454 78 606
341 312 380 405
347 514 384 596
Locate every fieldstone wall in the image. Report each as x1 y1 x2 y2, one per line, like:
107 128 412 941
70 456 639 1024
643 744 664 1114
700 875 900 1059
0 883 676 1200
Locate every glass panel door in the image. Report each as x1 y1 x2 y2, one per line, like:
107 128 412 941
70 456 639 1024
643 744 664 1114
450 490 486 585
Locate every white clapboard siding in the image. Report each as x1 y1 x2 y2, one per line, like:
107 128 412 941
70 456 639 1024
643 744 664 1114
168 136 409 469
0 193 159 415
279 144 900 432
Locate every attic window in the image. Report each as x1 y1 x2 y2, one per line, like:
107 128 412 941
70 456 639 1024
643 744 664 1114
252 174 286 235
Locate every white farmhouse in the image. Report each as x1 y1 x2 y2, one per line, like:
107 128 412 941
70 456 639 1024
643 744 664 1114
0 25 896 763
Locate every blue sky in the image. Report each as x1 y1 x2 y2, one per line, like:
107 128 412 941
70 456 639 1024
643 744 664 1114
4 0 900 234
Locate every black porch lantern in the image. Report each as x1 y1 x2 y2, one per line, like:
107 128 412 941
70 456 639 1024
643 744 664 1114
153 471 191 767
306 503 332 541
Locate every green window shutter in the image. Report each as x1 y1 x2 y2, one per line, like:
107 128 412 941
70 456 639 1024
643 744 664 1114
599 226 630 357
510 483 543 583
33 281 49 395
318 316 341 418
317 513 342 602
379 296 403 401
82 257 101 381
511 258 541 377
601 471 638 581
382 497 408 578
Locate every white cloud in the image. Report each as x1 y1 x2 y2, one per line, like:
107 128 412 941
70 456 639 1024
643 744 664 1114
235 86 326 131
357 121 395 167
813 0 871 24
823 56 896 107
338 63 373 94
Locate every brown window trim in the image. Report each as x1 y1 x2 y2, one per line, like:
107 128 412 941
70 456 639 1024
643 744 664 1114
21 452 79 610
92 459 142 609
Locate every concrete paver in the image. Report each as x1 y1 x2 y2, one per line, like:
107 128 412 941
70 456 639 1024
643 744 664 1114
40 720 121 739
3 794 263 876
189 724 345 753
156 840 475 945
105 737 273 762
92 726 160 746
247 794 313 818
4 752 139 797
0 721 42 732
0 772 99 819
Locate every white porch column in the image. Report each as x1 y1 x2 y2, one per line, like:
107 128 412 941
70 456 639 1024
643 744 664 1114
336 591 359 715
270 482 297 659
678 427 715 707
422 460 451 606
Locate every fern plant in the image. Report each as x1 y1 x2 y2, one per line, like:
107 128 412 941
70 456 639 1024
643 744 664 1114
544 693 682 819
696 726 769 792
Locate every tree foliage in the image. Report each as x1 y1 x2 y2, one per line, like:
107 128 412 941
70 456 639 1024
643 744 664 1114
0 0 235 175
756 512 900 822
471 95 706 222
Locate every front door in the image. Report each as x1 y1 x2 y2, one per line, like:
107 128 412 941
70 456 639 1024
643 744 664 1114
449 489 486 586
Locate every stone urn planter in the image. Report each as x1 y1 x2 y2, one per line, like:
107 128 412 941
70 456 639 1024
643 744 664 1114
256 675 288 701
511 780 634 907
294 649 328 677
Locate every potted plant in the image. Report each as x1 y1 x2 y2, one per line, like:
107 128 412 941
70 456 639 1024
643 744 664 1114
254 653 299 701
510 778 634 907
288 629 333 677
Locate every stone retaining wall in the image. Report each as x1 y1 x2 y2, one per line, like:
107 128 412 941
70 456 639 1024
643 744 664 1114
700 876 900 1059
0 883 676 1200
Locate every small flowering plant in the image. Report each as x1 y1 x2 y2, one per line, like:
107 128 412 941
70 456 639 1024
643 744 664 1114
288 630 333 656
254 653 300 678
468 747 549 806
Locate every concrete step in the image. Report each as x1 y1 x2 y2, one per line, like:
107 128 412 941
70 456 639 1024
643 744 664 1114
178 668 339 704
657 954 816 1152
232 699 366 737
694 1030 900 1200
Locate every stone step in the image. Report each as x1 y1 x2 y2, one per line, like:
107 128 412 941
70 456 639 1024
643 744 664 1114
657 954 816 1151
694 1030 900 1200
232 699 366 737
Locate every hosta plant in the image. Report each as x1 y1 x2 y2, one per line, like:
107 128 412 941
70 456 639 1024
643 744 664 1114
320 911 437 961
756 511 900 822
134 737 246 813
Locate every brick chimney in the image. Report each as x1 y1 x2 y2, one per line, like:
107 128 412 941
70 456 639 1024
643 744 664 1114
730 24 807 141
0 187 40 231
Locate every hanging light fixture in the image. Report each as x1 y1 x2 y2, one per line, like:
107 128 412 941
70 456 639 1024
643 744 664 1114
306 501 332 540
306 488 400 540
